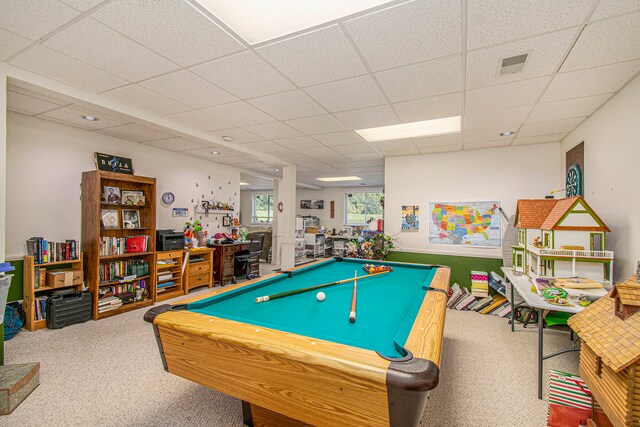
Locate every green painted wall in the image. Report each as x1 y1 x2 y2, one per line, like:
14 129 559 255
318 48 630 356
386 251 504 291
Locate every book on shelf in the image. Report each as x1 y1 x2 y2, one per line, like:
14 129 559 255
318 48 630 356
99 259 148 283
100 235 149 256
27 237 79 264
455 294 477 311
487 300 510 315
480 295 507 315
34 296 48 321
157 281 175 289
471 270 489 298
472 296 495 312
488 271 507 297
158 273 173 281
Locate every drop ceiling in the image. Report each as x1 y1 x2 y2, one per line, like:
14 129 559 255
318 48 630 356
2 0 639 190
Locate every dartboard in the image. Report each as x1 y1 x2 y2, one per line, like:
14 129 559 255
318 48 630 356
566 164 582 197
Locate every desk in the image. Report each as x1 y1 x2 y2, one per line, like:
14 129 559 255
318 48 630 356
209 242 257 285
145 258 450 426
502 267 608 399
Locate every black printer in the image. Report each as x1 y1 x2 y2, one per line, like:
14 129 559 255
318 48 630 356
156 229 185 251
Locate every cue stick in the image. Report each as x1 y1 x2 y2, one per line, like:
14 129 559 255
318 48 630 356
255 270 390 303
349 271 357 323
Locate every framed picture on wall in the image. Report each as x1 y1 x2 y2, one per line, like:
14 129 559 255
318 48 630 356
223 215 232 227
95 152 133 175
300 199 324 209
172 208 188 217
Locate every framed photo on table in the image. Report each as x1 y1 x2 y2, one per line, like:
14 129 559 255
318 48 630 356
122 209 141 229
122 190 145 206
103 186 121 204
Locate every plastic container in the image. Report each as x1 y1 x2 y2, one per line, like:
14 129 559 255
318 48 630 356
0 275 14 325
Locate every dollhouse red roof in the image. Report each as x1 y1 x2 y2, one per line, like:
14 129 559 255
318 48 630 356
540 196 610 231
514 199 558 228
568 276 640 372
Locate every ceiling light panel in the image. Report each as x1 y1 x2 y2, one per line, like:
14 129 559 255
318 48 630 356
317 176 362 182
356 116 461 142
193 0 394 45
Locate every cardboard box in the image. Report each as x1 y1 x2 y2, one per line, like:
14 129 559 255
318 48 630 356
46 269 83 288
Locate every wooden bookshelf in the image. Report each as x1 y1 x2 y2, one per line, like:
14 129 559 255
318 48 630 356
23 254 83 331
81 170 156 320
154 250 185 302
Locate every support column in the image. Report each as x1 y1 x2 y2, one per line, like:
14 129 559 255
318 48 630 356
1 71 7 362
271 179 282 265
280 166 296 270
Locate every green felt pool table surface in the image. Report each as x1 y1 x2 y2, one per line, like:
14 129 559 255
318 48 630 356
187 258 438 358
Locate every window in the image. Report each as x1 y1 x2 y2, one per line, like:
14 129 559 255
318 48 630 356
544 233 550 247
252 194 274 223
515 254 523 267
344 192 384 226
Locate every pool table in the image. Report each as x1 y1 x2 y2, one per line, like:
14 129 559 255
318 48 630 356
145 257 450 427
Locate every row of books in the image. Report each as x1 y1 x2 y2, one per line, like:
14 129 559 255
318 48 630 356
447 283 511 318
34 296 47 321
98 279 149 313
27 237 79 264
98 296 123 313
99 260 146 283
99 235 149 256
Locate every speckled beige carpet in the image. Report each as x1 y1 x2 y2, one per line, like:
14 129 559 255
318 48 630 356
4 287 578 427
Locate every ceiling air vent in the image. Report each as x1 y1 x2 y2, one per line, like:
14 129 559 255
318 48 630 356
500 53 528 75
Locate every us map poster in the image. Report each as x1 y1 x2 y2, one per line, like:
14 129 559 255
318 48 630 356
429 201 502 247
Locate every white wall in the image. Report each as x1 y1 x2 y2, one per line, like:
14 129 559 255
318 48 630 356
6 112 240 259
385 142 563 258
562 73 640 280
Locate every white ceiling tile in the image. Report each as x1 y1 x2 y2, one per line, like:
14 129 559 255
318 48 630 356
528 94 613 122
274 136 323 150
348 152 384 160
465 77 548 113
393 93 461 122
519 117 586 137
562 13 640 72
358 158 385 167
257 25 367 87
375 56 461 103
191 51 294 99
463 139 512 151
11 45 129 93
139 70 238 109
212 155 249 165
44 18 179 81
59 0 103 11
467 0 593 49
142 137 210 152
164 110 233 132
285 115 348 135
202 101 277 127
297 146 339 158
0 0 79 40
242 141 284 153
512 133 568 146
413 133 462 148
38 105 128 130
7 90 67 115
312 131 365 147
103 84 191 116
334 105 399 129
304 75 387 113
591 0 640 21
0 29 31 61
331 143 377 155
463 128 514 143
96 122 176 142
208 127 266 143
344 0 461 71
8 85 72 106
466 29 577 89
92 0 243 66
369 139 419 156
312 153 353 162
247 90 326 120
464 106 531 131
270 149 311 162
542 60 640 101
418 144 462 154
245 122 303 139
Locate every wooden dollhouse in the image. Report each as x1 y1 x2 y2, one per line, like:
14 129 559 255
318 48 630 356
512 196 613 284
568 274 640 427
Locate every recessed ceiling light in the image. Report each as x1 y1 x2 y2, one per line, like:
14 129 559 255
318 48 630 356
500 131 514 136
355 116 461 142
192 0 394 45
221 136 233 142
81 115 99 121
274 168 280 172
317 176 362 182
500 53 528 75
211 150 220 155
240 182 250 186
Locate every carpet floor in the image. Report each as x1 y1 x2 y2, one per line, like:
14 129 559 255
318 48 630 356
4 284 579 427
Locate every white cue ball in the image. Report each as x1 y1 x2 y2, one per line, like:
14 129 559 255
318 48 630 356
316 291 326 302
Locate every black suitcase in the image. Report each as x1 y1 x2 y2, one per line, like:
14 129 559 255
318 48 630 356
46 290 92 329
